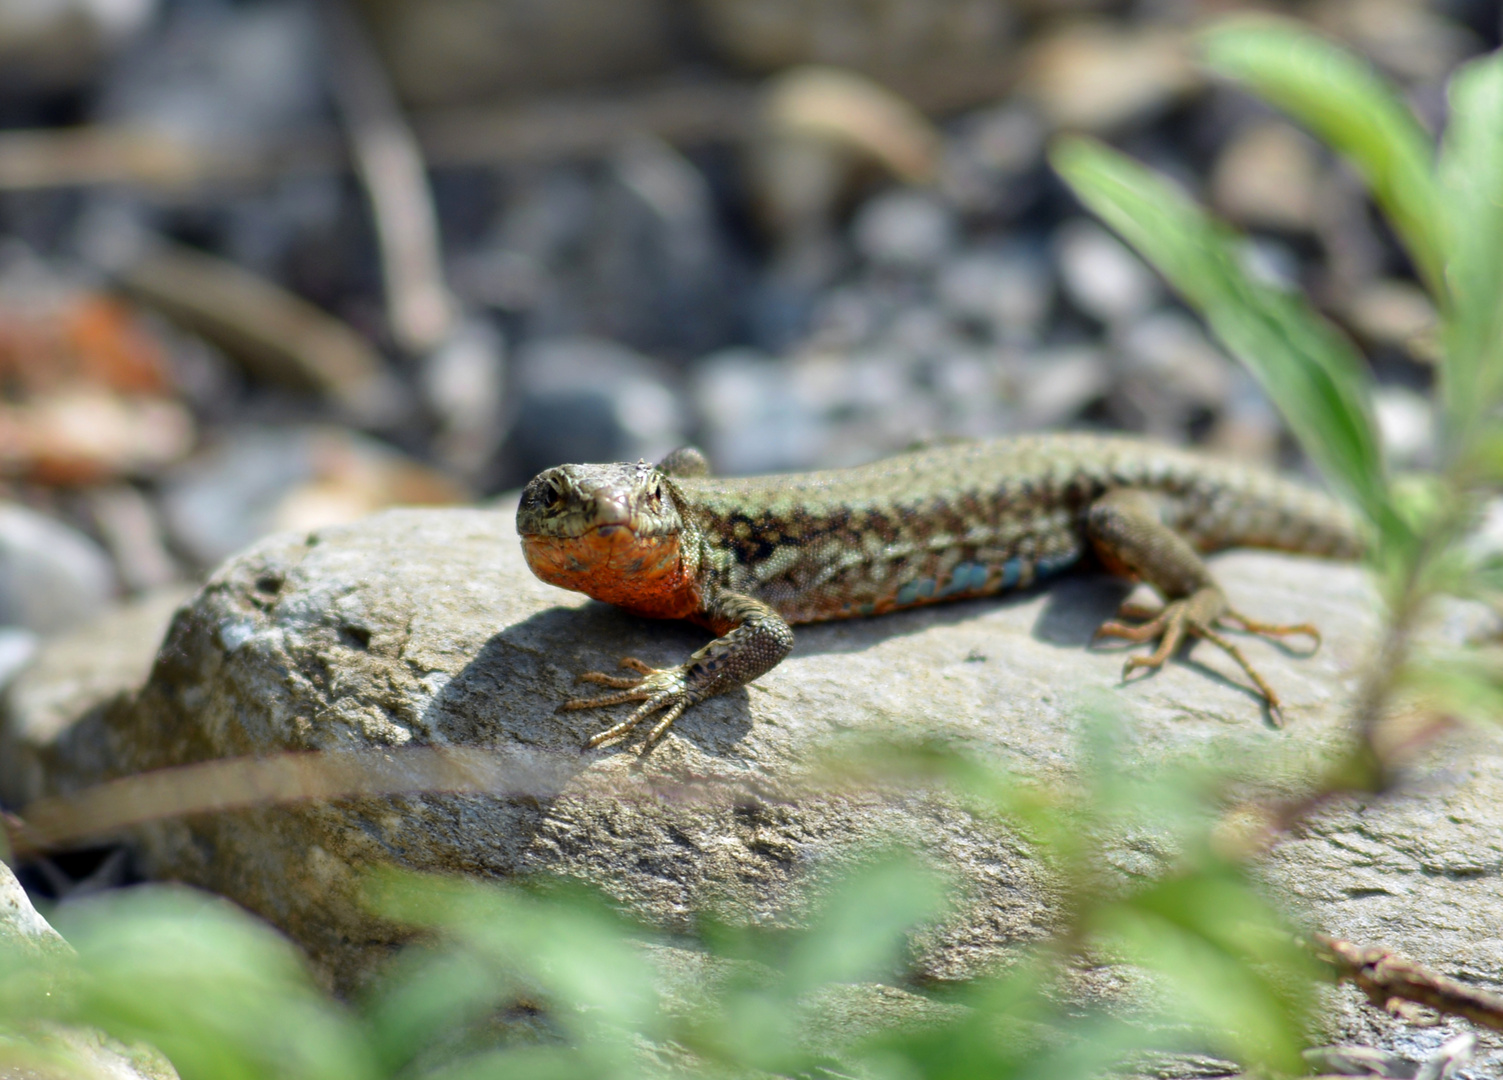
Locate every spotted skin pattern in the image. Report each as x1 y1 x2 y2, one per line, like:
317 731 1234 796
516 435 1363 751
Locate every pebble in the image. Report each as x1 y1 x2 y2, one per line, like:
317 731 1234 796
0 504 116 635
1118 312 1233 408
693 348 828 474
937 247 1054 343
96 0 324 143
1211 121 1323 232
1343 279 1440 363
851 190 958 271
1315 0 1482 83
1013 346 1112 428
160 426 467 568
509 336 688 480
1021 22 1199 131
940 102 1047 212
420 317 509 479
1373 384 1435 469
1054 219 1160 325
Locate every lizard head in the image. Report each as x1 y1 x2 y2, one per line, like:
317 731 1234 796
516 461 700 618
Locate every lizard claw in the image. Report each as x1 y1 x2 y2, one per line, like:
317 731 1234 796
561 657 700 752
1093 589 1308 726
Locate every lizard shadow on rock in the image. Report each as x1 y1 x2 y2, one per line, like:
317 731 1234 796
428 603 755 775
782 572 1135 659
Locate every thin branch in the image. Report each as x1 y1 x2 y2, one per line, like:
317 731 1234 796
1312 933 1503 1033
317 0 456 355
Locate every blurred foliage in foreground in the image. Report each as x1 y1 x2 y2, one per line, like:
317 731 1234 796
5 16 1503 1080
1 719 1322 1080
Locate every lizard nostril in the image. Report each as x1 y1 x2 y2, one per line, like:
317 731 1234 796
593 492 631 525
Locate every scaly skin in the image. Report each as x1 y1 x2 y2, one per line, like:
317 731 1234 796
516 435 1364 751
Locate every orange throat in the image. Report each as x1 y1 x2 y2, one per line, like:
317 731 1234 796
521 525 701 620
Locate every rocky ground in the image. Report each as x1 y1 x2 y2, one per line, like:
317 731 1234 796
1 0 1502 1076
5 504 1502 1074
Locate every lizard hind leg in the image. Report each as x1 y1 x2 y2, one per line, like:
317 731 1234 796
1086 488 1321 725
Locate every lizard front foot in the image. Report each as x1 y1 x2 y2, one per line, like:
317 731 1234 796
562 657 703 751
1092 588 1320 725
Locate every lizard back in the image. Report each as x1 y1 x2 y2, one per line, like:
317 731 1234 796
670 434 1361 624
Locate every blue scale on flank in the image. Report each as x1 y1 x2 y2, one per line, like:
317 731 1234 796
883 552 1082 611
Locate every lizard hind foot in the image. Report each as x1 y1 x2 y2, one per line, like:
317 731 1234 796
1093 590 1295 726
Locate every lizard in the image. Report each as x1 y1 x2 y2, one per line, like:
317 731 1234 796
515 434 1364 752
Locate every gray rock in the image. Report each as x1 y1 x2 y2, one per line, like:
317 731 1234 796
0 862 180 1080
1 586 194 804
5 504 1500 1073
1373 386 1436 470
937 247 1054 343
1055 219 1160 326
0 504 116 636
0 502 1494 1008
1211 121 1323 233
159 426 466 569
851 190 958 271
1 858 69 960
1021 22 1199 132
508 336 688 481
1012 345 1112 427
940 103 1047 213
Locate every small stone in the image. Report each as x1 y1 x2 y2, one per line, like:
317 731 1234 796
1373 385 1435 469
0 504 116 635
1013 346 1111 427
937 247 1054 343
1204 372 1282 466
1118 312 1234 408
940 102 1047 212
420 317 509 479
0 627 38 693
2 585 192 803
693 348 826 474
1344 279 1440 363
1054 219 1159 325
0 858 68 958
851 190 958 271
1022 21 1199 131
1314 0 1482 83
0 863 183 1079
1238 238 1303 292
160 427 467 569
1211 121 1323 232
509 336 688 480
949 102 1046 178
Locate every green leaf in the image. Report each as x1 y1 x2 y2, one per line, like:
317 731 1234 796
1093 869 1315 1075
49 888 378 1080
1437 50 1503 445
1201 20 1443 298
1051 137 1395 537
365 871 663 1073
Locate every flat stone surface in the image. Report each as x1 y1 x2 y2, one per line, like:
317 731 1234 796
3 505 1499 1073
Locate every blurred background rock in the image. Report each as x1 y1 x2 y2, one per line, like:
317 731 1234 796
0 0 1491 692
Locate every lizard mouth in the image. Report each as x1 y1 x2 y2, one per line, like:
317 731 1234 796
519 526 695 617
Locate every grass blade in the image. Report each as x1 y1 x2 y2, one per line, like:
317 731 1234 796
1200 21 1443 298
1051 137 1392 534
1437 50 1503 446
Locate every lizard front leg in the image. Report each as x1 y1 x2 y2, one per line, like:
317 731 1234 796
1085 488 1318 723
563 592 794 752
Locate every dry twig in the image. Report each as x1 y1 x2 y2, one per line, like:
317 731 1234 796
1312 933 1503 1033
